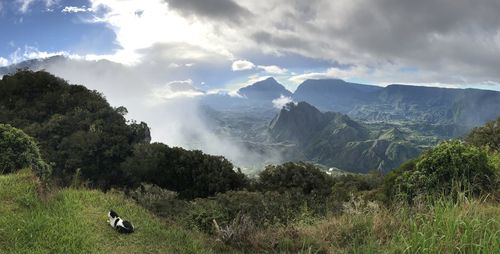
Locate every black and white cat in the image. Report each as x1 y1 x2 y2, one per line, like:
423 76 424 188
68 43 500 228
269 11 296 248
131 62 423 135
107 210 135 234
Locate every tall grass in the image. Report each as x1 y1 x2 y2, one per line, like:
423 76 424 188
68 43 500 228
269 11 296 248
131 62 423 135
387 196 499 253
232 194 499 253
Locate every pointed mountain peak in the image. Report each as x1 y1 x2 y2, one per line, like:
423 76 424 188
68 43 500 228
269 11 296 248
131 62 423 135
238 77 292 100
379 127 406 141
281 101 319 113
248 77 281 88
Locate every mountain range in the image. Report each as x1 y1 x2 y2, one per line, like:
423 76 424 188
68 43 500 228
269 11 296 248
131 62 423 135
205 77 499 132
268 101 420 172
202 76 499 172
294 79 500 130
2 57 500 173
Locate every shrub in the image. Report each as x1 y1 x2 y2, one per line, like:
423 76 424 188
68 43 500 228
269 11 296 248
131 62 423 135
182 190 320 234
389 141 496 202
332 172 384 202
122 143 248 199
466 116 500 151
258 162 334 197
0 124 50 178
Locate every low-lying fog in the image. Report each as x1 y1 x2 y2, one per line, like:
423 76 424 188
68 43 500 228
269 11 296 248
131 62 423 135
43 59 282 173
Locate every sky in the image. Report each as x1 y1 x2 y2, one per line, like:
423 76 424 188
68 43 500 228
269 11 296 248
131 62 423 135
1 0 500 168
1 0 500 92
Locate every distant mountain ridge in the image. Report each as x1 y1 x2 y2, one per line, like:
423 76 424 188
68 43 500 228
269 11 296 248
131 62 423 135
293 79 500 131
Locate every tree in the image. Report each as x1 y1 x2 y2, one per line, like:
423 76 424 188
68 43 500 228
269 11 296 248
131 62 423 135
0 70 151 188
258 162 334 197
466 116 500 151
0 124 50 177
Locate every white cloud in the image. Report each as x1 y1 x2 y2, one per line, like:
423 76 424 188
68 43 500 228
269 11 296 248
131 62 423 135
62 6 93 13
153 79 205 100
0 57 9 67
288 66 371 84
16 0 35 13
258 65 287 74
7 46 77 64
15 0 60 13
224 74 271 93
272 94 294 109
231 60 255 71
87 0 234 65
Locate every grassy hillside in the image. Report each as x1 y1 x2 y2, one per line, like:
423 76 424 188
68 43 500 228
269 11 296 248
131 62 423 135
1 169 499 253
0 169 217 254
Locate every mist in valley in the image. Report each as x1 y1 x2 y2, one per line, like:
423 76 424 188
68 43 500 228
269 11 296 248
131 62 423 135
42 59 283 173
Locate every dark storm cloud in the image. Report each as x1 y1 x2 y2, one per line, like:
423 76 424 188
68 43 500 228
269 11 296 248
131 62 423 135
334 0 500 79
236 0 500 83
251 31 314 52
165 0 251 24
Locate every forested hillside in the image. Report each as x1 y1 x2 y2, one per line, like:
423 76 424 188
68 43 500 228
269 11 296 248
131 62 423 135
0 70 246 197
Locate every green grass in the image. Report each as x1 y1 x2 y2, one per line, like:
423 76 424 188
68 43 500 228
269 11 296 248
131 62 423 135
242 196 500 253
1 169 498 253
0 169 217 254
387 199 500 253
294 197 500 254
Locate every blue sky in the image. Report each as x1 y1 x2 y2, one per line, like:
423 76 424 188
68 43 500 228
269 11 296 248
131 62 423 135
1 0 500 93
0 0 117 59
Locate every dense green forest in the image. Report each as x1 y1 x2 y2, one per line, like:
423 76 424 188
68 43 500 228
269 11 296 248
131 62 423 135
1 70 499 253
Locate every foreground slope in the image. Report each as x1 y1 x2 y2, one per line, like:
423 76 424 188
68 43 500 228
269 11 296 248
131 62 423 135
0 170 214 254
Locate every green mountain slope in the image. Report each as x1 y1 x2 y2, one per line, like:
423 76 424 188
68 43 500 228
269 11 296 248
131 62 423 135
0 170 215 254
269 102 421 172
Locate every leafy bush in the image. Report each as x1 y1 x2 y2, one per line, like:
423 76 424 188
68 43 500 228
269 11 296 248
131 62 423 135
331 172 384 202
181 190 313 234
0 124 50 178
258 162 334 197
466 116 499 151
383 159 417 201
388 141 496 202
122 143 248 199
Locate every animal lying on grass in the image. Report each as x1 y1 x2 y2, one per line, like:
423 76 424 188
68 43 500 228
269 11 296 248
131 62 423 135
107 210 135 233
